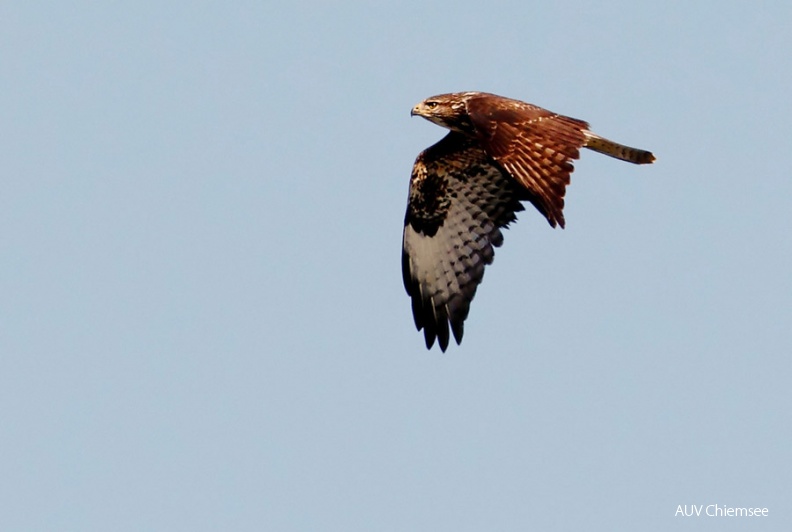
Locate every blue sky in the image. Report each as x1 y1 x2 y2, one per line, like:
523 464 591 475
2 1 791 530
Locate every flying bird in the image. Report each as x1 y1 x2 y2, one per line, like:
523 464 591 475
402 91 655 351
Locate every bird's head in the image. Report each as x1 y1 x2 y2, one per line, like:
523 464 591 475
411 93 474 133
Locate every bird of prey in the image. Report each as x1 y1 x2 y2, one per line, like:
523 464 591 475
402 91 655 351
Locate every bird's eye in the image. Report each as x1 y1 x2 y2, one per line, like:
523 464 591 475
426 101 439 109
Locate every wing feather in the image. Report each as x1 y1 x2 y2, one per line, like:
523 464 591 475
465 95 589 228
402 132 525 351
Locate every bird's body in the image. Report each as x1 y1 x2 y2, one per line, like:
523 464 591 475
403 91 654 351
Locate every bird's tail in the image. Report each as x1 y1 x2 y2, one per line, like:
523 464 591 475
583 131 655 164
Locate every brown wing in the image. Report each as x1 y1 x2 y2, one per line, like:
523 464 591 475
465 95 589 228
402 132 527 351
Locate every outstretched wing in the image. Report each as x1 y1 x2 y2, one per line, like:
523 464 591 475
465 95 589 229
402 132 527 351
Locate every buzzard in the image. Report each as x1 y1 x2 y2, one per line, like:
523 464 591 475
402 91 655 351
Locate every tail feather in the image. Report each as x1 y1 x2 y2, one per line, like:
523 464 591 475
583 131 655 165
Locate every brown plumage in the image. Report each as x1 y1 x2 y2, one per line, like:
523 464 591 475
402 91 655 351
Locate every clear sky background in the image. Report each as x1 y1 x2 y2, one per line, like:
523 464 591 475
2 1 791 531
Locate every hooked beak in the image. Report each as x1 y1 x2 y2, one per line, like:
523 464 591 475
410 104 421 117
